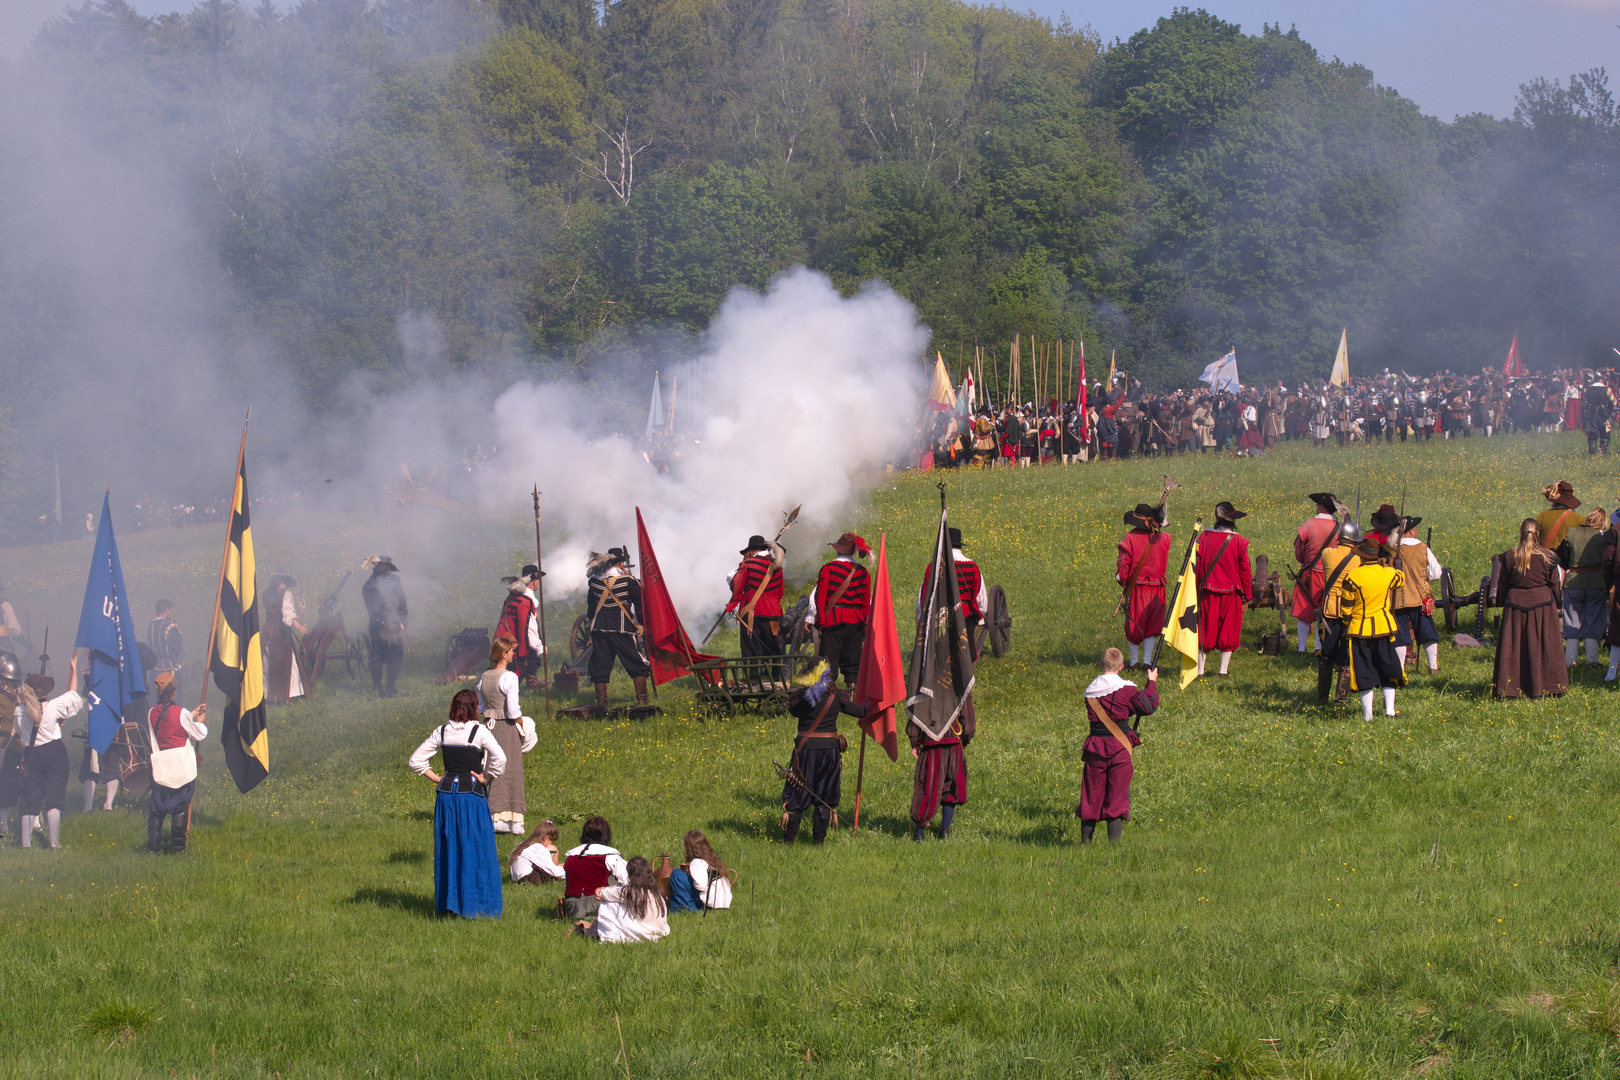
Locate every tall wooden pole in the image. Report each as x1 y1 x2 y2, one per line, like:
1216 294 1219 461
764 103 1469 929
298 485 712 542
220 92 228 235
850 729 868 835
531 486 553 721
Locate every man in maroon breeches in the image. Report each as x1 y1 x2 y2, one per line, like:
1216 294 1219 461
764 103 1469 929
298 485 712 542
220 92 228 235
1078 647 1159 844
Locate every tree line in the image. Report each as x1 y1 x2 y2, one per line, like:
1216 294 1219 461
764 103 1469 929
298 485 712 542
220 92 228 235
8 0 1619 401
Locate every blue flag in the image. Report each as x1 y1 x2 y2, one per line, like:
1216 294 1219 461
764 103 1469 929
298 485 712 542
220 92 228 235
1199 350 1241 394
75 495 144 753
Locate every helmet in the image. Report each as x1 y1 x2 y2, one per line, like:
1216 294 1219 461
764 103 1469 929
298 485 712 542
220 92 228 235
1338 521 1363 543
0 652 20 683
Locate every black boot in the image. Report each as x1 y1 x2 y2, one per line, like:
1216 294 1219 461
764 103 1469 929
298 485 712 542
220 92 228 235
147 809 164 853
385 663 400 698
633 677 649 706
782 812 802 844
371 663 385 697
594 683 610 717
1106 818 1124 842
1080 820 1097 845
939 804 956 839
811 810 829 845
1316 661 1333 706
172 803 191 853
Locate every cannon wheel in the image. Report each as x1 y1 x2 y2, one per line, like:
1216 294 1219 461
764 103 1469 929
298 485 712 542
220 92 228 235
344 632 371 679
569 614 591 664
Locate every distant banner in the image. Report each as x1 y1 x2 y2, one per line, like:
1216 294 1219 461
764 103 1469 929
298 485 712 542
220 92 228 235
1199 351 1241 394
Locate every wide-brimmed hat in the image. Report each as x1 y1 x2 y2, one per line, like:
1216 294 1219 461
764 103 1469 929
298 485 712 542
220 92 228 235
1123 503 1158 529
1400 515 1423 533
364 555 399 573
1544 480 1579 509
501 564 545 585
1369 504 1400 530
829 533 870 558
1354 537 1387 561
269 573 298 589
947 527 964 549
25 673 54 696
1215 501 1246 522
1308 492 1341 514
740 535 770 555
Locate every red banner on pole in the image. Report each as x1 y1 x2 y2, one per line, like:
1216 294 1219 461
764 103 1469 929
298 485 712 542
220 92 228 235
635 508 719 686
854 534 903 762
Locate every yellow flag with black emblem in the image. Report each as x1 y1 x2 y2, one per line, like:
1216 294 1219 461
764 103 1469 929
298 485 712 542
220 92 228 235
207 426 268 793
1162 523 1202 689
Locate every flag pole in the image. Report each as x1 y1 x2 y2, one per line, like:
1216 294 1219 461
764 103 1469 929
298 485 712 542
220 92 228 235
199 409 249 715
531 485 553 722
851 729 868 835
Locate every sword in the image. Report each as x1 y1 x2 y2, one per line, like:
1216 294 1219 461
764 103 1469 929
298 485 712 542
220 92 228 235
773 760 839 823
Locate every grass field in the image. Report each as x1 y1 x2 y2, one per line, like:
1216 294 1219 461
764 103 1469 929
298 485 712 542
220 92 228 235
4 432 1620 1079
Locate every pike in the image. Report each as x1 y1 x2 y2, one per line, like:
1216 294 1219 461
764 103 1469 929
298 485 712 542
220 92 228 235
700 504 802 645
531 486 553 722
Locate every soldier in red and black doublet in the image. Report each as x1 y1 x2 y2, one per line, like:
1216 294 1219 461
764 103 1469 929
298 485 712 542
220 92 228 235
495 565 544 685
807 532 870 685
917 528 989 657
726 535 785 659
586 548 652 709
1292 493 1343 652
1116 502 1171 667
1078 654 1158 844
781 665 865 845
1195 502 1253 676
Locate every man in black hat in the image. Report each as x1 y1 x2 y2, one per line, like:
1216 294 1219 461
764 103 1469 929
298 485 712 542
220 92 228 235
1195 501 1251 677
725 536 784 660
1367 504 1400 546
1116 503 1170 669
362 556 409 698
1314 520 1364 705
1292 493 1344 654
586 547 651 710
1340 536 1407 721
496 565 546 687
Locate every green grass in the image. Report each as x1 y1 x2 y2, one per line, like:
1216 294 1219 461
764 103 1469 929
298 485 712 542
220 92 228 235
4 432 1620 1079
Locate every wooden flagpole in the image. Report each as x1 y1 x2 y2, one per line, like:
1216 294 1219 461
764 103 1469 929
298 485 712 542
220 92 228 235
531 485 553 721
199 409 249 715
851 729 868 834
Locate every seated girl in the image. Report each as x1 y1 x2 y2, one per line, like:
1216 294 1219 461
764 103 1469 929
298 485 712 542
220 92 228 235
561 815 627 921
668 829 732 911
574 856 669 943
510 819 564 885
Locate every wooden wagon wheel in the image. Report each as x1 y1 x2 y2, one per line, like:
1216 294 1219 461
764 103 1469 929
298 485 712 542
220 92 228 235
344 632 371 679
569 614 591 664
762 688 790 716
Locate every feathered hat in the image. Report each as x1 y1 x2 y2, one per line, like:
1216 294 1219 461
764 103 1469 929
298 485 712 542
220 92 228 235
829 533 870 559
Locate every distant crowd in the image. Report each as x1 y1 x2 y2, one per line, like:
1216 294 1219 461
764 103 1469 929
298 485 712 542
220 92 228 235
921 366 1620 467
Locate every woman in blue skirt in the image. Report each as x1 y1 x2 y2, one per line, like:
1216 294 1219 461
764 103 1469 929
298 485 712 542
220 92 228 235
409 689 508 918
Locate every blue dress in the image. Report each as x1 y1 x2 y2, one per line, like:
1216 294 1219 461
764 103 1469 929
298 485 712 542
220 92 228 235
433 740 502 918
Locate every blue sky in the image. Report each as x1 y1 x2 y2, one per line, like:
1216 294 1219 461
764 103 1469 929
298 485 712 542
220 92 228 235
4 0 1617 119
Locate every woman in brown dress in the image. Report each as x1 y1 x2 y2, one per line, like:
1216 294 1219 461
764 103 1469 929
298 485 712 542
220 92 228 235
1492 519 1566 699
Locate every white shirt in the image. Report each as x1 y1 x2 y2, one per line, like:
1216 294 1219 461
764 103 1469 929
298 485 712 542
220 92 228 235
407 720 507 780
593 886 670 943
563 842 628 886
15 691 84 746
688 858 732 909
1398 536 1443 580
511 842 565 883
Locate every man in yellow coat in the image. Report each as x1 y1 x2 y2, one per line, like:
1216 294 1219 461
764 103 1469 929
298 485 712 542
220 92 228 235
1340 537 1407 722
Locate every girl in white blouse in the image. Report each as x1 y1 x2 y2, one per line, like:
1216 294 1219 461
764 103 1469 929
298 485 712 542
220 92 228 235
576 856 669 943
408 689 508 918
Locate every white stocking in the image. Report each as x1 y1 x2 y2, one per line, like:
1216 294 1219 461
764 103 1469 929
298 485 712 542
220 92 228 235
1587 639 1601 665
1128 643 1140 666
1197 651 1207 676
1384 687 1397 716
82 779 95 813
1565 639 1579 666
1359 690 1374 722
46 809 60 848
1296 620 1309 652
104 779 118 810
20 813 33 848
1424 643 1439 671
1143 637 1159 665
1219 650 1232 674
1396 644 1407 666
1608 646 1620 680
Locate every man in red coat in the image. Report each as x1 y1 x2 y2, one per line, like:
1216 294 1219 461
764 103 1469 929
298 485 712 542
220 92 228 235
1292 493 1344 654
805 532 871 686
725 535 785 659
1196 501 1253 677
1116 502 1170 669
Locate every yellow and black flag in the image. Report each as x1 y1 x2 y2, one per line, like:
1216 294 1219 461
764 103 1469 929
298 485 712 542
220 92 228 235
209 433 267 793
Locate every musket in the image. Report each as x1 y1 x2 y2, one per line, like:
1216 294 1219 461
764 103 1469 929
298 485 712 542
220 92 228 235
36 627 48 679
702 504 802 645
1354 485 1362 530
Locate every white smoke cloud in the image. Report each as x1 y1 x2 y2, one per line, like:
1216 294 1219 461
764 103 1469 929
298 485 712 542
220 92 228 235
487 267 928 614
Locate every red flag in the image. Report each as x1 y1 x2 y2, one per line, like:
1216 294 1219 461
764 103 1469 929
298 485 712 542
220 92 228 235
1503 334 1527 378
853 534 903 762
635 508 719 686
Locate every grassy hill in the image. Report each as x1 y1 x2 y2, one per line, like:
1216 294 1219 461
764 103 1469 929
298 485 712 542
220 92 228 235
4 432 1620 1079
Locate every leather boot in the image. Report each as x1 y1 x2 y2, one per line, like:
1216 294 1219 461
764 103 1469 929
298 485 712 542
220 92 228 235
1335 667 1351 702
633 677 649 706
1106 818 1124 842
811 811 829 845
1316 661 1333 706
147 809 164 853
782 812 802 843
594 683 610 716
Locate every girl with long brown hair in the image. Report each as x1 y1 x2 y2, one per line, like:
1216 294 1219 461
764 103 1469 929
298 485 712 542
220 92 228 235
575 856 669 943
1492 518 1567 699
